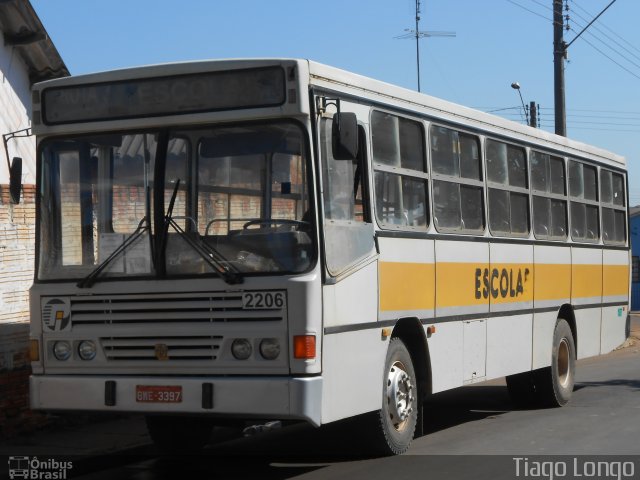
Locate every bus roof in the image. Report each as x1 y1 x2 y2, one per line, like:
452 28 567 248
33 58 625 168
307 60 626 168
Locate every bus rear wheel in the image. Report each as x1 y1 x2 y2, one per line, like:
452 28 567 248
507 318 576 408
533 318 576 407
369 338 418 455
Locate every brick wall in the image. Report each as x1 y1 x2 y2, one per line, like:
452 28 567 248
0 184 48 438
0 184 35 323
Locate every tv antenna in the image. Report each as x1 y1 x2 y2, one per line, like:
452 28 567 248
394 0 455 92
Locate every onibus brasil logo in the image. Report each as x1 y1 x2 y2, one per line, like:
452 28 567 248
8 456 73 479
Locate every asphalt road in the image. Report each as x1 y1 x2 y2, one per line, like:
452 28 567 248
67 334 640 480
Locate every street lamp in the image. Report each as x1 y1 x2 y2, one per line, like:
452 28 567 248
511 82 529 126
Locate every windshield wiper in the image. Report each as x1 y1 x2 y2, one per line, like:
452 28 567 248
77 217 150 288
161 180 243 285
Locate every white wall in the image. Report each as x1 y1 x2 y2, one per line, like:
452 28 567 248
0 34 35 185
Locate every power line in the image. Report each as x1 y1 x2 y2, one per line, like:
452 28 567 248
477 106 640 115
567 12 640 75
568 3 640 63
562 3 640 82
505 0 554 23
565 0 617 50
571 27 640 81
570 1 640 57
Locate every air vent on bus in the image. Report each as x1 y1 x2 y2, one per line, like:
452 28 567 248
101 335 223 361
68 292 284 325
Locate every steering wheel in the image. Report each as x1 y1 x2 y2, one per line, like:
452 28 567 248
242 219 309 230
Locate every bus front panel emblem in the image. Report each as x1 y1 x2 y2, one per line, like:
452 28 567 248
155 344 169 361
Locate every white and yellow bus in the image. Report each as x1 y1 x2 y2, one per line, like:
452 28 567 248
28 59 630 455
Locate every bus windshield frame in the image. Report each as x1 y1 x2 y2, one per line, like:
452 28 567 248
36 120 316 283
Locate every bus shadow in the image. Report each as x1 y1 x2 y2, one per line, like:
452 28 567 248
421 385 512 435
575 378 640 391
142 386 518 478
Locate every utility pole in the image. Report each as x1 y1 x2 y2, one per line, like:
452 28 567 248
553 0 616 137
553 0 566 136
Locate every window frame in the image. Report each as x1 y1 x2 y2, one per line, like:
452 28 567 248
530 150 568 241
429 123 485 234
485 138 530 238
600 168 627 245
568 159 600 243
370 109 429 232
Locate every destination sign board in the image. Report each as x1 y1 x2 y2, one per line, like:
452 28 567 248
42 66 286 125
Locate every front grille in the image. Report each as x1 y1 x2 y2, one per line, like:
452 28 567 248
69 292 284 326
101 335 223 361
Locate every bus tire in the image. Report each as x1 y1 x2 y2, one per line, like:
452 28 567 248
505 371 536 408
145 415 213 454
533 318 576 407
371 337 418 455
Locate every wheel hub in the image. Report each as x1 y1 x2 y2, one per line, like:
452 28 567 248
558 338 570 387
387 361 414 431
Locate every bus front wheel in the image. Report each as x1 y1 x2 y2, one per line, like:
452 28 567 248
370 337 418 455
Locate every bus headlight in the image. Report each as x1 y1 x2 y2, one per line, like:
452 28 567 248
53 341 72 361
231 339 252 360
259 338 280 360
78 340 97 361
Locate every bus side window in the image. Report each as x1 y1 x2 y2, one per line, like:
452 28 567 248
569 160 600 243
430 125 484 233
372 111 428 230
531 151 567 241
486 139 529 238
600 168 626 245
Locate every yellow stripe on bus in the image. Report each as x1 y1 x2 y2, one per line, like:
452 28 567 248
603 264 629 297
379 262 434 311
435 262 489 308
572 264 603 299
379 261 628 312
535 263 571 300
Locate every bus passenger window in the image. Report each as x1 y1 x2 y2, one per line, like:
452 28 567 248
486 139 529 237
531 151 567 241
372 111 428 230
430 127 458 176
600 169 626 245
433 180 461 229
569 160 599 243
430 125 484 233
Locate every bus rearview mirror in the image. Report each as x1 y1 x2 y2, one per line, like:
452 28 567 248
332 112 358 160
9 157 22 204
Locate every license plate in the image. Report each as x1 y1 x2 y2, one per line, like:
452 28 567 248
136 385 182 403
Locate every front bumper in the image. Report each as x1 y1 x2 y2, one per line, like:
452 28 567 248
30 375 323 426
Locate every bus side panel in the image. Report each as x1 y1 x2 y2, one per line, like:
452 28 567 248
428 322 464 393
321 261 385 424
532 245 571 369
572 247 603 359
434 240 488 388
601 248 630 353
486 314 531 378
321 328 386 423
487 243 533 379
378 237 435 322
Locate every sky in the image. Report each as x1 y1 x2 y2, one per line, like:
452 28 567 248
31 0 640 204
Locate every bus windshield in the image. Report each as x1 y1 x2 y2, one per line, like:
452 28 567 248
37 122 314 282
